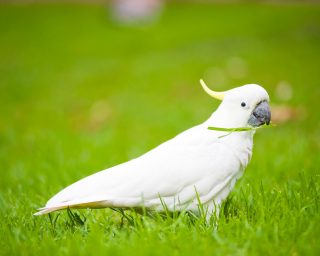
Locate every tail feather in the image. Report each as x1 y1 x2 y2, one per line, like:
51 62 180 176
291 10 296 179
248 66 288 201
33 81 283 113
33 206 68 216
33 200 111 216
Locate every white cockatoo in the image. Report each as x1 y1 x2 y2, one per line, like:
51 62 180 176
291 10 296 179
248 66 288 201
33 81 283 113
35 80 271 220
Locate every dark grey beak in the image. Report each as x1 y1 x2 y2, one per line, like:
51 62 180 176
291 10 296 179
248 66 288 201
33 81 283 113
248 101 271 127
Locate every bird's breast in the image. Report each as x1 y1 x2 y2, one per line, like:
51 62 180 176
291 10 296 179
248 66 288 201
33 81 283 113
219 133 254 171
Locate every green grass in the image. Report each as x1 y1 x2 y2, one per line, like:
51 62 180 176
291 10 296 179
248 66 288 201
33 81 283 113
1 2 320 255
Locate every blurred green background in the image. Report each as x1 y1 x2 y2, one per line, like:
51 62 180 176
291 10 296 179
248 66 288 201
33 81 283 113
0 1 320 255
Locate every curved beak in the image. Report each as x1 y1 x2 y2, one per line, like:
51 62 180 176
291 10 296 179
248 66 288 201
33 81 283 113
248 101 271 127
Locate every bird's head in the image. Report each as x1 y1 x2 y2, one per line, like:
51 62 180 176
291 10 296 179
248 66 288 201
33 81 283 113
201 79 271 128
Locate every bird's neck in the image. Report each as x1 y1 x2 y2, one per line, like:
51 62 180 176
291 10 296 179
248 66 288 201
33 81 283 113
203 111 255 169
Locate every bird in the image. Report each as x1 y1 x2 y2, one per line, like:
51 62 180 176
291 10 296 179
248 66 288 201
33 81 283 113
34 80 271 221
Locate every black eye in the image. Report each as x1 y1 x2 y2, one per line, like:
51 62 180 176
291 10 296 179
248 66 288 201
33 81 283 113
241 102 246 107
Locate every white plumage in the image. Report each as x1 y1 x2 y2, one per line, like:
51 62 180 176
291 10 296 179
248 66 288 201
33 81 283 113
35 81 270 219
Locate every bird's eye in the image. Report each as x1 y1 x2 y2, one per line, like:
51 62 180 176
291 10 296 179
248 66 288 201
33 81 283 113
241 102 246 107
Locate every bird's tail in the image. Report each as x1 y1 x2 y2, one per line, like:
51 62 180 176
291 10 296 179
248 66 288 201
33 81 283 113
33 205 69 216
33 200 109 216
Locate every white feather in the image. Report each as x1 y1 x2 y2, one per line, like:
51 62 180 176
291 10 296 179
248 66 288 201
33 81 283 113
35 83 269 217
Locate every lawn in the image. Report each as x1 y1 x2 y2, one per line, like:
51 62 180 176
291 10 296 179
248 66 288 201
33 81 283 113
0 2 319 255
